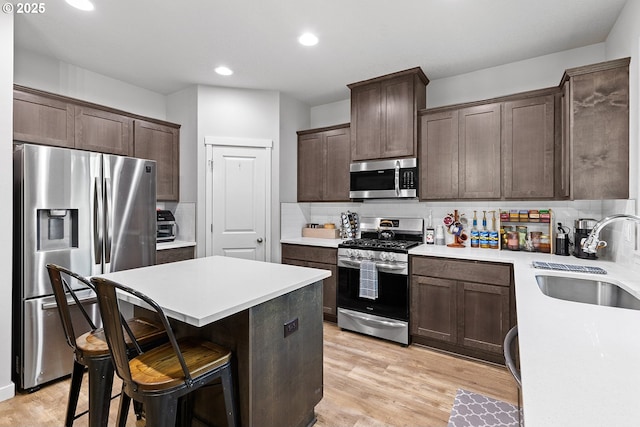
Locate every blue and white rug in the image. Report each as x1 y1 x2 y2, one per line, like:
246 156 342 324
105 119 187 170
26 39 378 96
448 388 520 427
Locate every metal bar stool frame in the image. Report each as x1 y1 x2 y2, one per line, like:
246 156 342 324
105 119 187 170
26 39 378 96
90 276 238 427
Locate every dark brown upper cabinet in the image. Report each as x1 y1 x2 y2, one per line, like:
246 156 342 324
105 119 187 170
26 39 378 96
134 120 180 201
297 124 351 202
13 89 75 148
502 95 555 199
74 105 133 156
560 58 630 200
348 68 428 161
13 85 181 202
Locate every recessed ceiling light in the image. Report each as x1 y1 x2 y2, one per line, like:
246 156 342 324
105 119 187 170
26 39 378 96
65 0 94 11
215 66 234 76
298 33 319 47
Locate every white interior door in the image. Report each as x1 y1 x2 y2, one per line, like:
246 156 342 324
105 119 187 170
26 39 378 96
205 138 271 261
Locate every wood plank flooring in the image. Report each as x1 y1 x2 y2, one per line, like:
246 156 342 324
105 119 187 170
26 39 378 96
0 322 518 426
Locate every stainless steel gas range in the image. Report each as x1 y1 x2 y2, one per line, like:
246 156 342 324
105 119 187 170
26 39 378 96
337 217 424 345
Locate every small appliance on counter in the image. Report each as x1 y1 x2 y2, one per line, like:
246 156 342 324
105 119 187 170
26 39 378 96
157 210 177 242
573 218 598 259
555 223 571 256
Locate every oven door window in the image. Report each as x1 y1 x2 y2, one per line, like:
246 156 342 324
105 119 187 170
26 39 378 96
337 267 409 321
350 169 395 192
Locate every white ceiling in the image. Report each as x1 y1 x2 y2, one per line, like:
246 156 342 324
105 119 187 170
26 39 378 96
14 0 628 106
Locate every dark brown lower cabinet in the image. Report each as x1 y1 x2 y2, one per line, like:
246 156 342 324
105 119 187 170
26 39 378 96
411 256 514 364
281 244 337 322
156 246 195 264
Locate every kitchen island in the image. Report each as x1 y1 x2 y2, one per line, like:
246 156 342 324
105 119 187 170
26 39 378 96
97 255 331 427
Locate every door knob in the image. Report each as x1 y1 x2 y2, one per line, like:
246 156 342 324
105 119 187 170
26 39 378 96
257 238 263 243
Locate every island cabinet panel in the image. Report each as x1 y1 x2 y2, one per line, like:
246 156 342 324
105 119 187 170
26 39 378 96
561 58 630 199
240 282 323 427
349 68 428 161
297 124 350 202
74 105 133 156
13 89 75 148
502 95 555 199
411 256 514 364
134 119 180 201
281 244 338 322
419 110 459 199
458 103 502 199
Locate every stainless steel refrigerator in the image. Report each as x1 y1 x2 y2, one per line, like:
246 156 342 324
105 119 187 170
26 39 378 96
13 143 156 391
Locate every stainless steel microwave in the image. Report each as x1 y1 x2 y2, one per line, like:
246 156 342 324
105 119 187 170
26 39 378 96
349 158 418 199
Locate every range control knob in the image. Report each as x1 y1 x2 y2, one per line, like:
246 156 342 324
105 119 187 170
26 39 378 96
345 249 355 258
380 252 397 262
363 251 374 260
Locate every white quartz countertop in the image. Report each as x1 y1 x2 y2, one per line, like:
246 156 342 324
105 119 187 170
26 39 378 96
410 243 640 426
285 238 640 425
156 240 196 250
280 237 343 248
96 256 331 327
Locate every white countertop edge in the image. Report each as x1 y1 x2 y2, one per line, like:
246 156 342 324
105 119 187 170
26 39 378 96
157 240 197 250
280 237 342 248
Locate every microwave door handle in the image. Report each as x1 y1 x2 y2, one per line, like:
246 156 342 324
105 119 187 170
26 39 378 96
395 161 400 196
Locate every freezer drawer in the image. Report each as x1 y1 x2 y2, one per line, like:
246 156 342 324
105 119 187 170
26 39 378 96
18 289 101 390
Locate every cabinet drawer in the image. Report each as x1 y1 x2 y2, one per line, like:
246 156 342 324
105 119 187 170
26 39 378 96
411 256 511 287
281 244 337 264
156 246 195 264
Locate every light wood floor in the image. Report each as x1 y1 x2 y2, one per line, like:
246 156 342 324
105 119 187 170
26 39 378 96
0 323 518 426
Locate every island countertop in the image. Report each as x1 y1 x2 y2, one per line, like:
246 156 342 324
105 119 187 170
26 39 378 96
96 255 331 327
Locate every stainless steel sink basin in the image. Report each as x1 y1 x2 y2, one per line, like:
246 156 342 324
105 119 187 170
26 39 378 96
536 275 640 310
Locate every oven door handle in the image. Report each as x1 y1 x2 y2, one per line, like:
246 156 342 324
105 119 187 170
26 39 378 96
346 311 406 328
340 259 405 272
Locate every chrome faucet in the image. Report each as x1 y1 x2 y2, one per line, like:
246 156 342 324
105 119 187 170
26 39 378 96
581 214 640 253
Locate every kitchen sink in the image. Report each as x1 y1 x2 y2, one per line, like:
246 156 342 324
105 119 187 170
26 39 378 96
535 275 640 310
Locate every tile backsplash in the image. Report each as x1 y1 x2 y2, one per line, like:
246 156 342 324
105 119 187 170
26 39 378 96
281 199 638 265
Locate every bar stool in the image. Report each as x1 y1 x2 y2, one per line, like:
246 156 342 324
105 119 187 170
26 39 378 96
90 276 238 427
46 264 167 427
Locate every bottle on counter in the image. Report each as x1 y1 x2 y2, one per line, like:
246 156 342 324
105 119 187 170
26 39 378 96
480 210 490 248
425 210 435 245
489 211 499 249
470 210 479 248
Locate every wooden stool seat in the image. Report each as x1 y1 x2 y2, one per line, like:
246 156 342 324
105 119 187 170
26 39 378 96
131 337 231 391
77 318 166 357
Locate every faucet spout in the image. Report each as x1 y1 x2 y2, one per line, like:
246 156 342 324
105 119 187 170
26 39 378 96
581 214 640 254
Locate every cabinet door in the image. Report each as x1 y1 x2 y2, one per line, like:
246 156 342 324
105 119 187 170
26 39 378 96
13 90 75 148
459 281 510 354
324 127 351 201
502 95 555 199
381 75 415 158
308 261 337 317
156 246 194 264
458 103 501 199
75 106 133 156
420 110 459 199
134 120 180 201
411 276 457 343
297 133 325 201
350 84 382 161
557 88 571 199
570 66 629 199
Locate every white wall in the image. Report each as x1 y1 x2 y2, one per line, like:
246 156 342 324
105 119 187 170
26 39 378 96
280 95 310 203
195 85 281 259
167 86 198 203
14 49 168 121
605 0 640 206
310 99 350 128
1 13 15 402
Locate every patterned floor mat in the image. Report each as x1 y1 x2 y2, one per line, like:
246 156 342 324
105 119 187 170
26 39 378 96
447 388 521 427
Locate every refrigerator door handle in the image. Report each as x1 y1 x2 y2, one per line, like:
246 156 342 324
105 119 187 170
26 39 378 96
93 177 103 265
104 177 112 264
